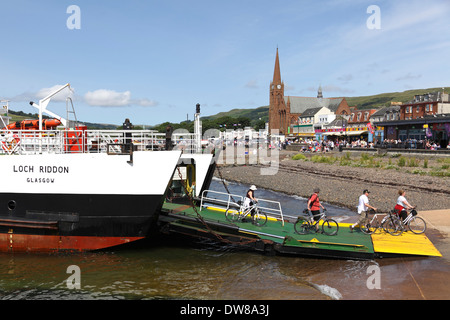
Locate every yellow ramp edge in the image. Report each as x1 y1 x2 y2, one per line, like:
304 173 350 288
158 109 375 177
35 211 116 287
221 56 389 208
206 206 442 257
371 232 442 257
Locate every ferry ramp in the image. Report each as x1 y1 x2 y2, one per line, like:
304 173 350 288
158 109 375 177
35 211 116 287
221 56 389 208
159 202 441 260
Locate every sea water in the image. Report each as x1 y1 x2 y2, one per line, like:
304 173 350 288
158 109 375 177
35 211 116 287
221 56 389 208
0 179 448 301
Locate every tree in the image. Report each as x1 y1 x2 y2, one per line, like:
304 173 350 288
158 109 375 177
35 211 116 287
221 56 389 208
253 119 266 131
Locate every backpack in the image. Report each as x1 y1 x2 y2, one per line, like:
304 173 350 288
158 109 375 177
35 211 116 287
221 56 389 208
308 193 319 207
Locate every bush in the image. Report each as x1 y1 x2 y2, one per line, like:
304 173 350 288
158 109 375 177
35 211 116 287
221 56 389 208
430 170 450 177
360 153 370 161
311 155 337 164
397 156 406 167
407 157 419 167
292 153 307 160
339 156 351 166
385 164 398 170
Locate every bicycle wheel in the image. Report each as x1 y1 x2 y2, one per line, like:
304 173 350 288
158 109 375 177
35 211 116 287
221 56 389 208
225 208 240 222
294 218 310 235
380 217 392 233
253 209 267 227
322 219 339 236
368 218 383 234
408 216 426 234
384 217 403 236
359 218 375 234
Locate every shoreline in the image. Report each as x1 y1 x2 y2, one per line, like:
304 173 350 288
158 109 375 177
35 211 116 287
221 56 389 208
213 150 450 212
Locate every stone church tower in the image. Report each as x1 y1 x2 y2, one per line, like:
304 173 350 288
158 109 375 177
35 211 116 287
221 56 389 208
269 48 287 134
268 49 351 136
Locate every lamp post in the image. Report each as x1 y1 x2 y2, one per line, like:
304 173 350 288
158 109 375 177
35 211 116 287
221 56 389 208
194 103 202 153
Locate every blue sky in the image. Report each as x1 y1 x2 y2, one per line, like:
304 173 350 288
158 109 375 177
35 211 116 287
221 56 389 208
1 0 449 126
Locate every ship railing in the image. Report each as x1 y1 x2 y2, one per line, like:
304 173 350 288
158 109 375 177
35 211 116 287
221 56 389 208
0 129 167 155
172 132 200 154
0 129 205 155
85 130 166 153
0 130 65 154
199 189 287 226
199 189 244 212
256 198 286 226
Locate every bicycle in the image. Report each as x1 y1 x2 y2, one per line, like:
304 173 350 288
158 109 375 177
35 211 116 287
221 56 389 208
385 208 426 236
294 209 339 236
225 202 268 227
359 209 398 235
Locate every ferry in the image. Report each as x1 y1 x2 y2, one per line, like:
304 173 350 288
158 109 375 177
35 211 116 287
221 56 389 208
0 84 217 252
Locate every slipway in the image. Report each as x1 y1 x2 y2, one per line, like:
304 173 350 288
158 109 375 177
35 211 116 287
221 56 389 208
158 196 441 260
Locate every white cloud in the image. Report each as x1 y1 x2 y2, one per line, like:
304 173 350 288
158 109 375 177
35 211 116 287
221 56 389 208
85 89 131 107
35 84 74 102
133 98 158 107
84 89 157 107
7 84 74 105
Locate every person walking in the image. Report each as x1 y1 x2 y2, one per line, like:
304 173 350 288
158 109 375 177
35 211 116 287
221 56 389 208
350 189 377 232
307 188 325 232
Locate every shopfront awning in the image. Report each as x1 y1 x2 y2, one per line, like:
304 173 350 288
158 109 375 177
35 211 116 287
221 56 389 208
296 133 316 137
345 130 368 136
322 131 345 136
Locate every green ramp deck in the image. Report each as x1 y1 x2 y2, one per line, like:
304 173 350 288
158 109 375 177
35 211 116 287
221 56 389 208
160 202 377 260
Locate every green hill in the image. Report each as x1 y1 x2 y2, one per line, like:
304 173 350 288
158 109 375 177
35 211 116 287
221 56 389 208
345 87 449 109
202 87 449 120
5 87 448 130
203 105 269 122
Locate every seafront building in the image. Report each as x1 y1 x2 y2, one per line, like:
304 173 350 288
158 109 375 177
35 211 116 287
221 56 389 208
267 49 450 148
378 92 450 148
268 48 351 137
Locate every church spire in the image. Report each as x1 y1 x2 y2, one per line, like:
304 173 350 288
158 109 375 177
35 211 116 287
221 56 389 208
317 84 323 99
273 48 282 85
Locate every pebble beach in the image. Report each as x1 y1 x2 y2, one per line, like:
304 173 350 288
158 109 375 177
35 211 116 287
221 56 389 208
214 149 450 213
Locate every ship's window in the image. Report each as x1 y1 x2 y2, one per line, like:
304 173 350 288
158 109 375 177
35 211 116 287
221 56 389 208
7 200 16 210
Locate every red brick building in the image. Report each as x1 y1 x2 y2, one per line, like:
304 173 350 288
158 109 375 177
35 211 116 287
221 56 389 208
348 109 378 125
400 93 441 120
269 49 351 135
379 92 450 147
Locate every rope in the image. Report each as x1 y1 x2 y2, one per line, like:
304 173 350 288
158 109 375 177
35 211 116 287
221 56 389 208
175 166 259 246
215 165 237 203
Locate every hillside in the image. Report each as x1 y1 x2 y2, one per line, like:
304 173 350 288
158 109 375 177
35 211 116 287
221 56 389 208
345 87 450 109
203 87 450 120
203 105 269 122
5 87 448 129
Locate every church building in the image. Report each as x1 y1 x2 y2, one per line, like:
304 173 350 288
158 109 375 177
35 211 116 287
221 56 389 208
269 49 351 135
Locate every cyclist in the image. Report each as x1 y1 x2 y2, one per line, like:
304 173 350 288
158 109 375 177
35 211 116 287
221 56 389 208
350 189 377 232
307 188 325 232
243 185 258 221
394 189 415 221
